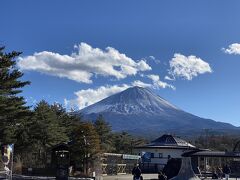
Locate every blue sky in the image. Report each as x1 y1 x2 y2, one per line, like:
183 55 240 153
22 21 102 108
1 0 240 126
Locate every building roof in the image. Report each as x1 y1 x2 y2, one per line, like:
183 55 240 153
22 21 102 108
183 150 240 158
51 142 69 151
134 134 196 149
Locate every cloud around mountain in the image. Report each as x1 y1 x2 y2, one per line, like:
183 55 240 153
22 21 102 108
17 43 212 85
65 75 176 110
77 86 236 136
147 74 175 90
64 84 130 110
18 43 151 83
17 43 214 110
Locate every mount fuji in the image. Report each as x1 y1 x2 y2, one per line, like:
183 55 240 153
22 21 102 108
76 86 238 137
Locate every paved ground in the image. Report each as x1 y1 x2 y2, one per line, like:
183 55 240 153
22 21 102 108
1 173 239 180
102 174 158 180
102 174 240 180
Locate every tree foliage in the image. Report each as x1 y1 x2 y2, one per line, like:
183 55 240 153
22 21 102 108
31 101 69 149
70 122 101 172
112 131 147 154
0 47 31 144
194 134 239 151
94 115 114 152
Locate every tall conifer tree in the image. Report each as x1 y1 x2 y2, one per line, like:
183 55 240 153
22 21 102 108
94 115 114 152
0 47 30 144
31 101 68 149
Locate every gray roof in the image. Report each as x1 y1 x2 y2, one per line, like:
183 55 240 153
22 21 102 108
183 150 240 158
135 134 195 149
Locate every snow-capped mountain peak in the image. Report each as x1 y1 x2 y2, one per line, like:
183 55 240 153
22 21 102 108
76 86 236 136
80 86 179 115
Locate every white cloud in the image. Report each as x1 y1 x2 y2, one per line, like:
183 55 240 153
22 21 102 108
146 56 161 64
64 98 69 108
168 53 212 80
65 76 175 110
147 74 159 82
68 84 130 110
18 43 151 83
147 74 175 90
164 75 175 81
131 80 152 88
222 43 240 55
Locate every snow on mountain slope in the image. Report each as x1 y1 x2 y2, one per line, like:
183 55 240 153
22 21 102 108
76 86 237 136
80 86 179 114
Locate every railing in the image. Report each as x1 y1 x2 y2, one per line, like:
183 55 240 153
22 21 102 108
101 163 127 175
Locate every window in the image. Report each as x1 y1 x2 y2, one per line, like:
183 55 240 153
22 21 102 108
151 153 154 158
159 153 163 158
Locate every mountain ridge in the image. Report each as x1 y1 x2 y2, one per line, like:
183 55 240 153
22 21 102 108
76 86 238 137
80 86 180 115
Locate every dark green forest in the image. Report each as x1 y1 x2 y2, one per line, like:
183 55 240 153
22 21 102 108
194 134 240 152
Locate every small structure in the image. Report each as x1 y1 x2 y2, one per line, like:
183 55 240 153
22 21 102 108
183 149 240 178
134 134 196 172
51 143 70 180
101 153 140 176
168 147 240 180
170 157 200 180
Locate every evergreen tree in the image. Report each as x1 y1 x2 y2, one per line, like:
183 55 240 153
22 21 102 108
70 122 100 173
0 47 31 144
31 100 68 148
28 100 68 166
112 131 132 154
51 103 73 136
194 134 239 151
112 131 146 154
94 115 114 152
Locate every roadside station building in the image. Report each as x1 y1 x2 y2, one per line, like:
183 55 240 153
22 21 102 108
134 134 196 172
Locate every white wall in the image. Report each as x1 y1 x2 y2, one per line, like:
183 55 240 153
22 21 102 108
134 148 188 166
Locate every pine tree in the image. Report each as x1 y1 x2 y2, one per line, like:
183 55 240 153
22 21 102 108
51 103 72 136
0 47 31 144
112 131 146 154
31 101 68 148
70 122 100 173
28 100 68 166
94 115 114 152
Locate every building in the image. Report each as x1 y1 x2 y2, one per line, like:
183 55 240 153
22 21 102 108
134 134 196 172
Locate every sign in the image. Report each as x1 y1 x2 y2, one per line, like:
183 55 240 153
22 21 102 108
1 144 14 180
1 144 13 165
141 152 151 162
122 154 140 160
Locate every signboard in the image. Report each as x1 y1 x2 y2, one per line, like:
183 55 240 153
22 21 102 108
122 154 140 160
1 144 13 165
141 152 151 162
1 144 14 180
